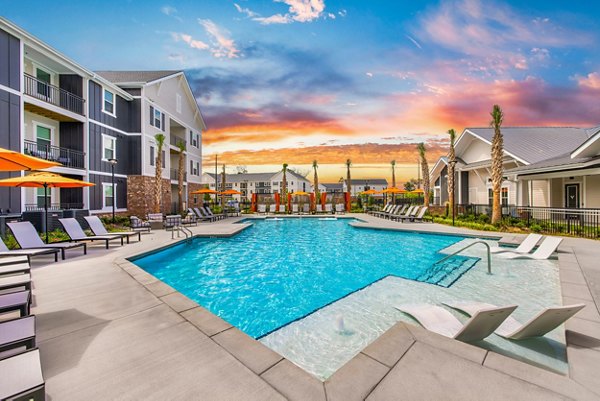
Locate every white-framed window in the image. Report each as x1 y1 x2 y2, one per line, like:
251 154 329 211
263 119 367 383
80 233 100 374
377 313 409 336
102 88 115 116
195 161 199 175
102 182 117 209
149 105 165 130
189 130 199 148
102 134 116 161
37 187 51 208
176 94 182 113
150 146 155 166
488 187 509 205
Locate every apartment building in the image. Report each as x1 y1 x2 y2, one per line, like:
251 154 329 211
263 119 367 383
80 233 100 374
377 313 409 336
0 18 205 216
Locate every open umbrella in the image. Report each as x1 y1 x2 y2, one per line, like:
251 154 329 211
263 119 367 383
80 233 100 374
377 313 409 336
0 147 61 171
359 189 381 195
410 188 425 194
219 189 242 195
292 191 310 196
0 171 93 243
190 188 218 195
382 187 407 194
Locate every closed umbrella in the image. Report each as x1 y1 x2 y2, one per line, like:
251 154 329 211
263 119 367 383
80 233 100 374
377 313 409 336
0 172 93 243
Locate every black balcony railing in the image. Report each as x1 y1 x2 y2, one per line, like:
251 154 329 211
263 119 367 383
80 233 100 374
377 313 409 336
170 168 187 181
24 140 85 169
25 203 84 211
24 74 85 116
169 136 186 148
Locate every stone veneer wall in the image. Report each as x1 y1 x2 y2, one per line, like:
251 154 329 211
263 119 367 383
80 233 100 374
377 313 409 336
188 182 205 209
127 175 172 217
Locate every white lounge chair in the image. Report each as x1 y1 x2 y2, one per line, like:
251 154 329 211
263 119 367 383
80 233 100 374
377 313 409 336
292 204 299 214
396 304 517 342
0 348 45 400
390 205 413 221
7 222 86 259
490 233 543 254
59 218 124 249
498 236 562 260
257 204 267 214
84 216 141 243
444 301 585 340
400 206 428 222
324 204 333 214
335 204 345 214
302 204 310 214
0 237 59 263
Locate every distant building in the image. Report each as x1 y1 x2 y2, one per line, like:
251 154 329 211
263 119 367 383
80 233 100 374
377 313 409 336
343 179 388 196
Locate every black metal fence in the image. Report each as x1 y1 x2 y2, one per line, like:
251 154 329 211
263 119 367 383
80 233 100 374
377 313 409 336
24 73 85 115
25 203 84 211
24 140 85 169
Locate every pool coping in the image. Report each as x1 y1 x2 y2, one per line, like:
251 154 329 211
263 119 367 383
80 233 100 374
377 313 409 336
113 215 600 400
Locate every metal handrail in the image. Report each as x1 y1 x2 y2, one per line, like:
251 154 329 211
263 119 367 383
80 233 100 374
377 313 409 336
434 240 492 274
171 225 192 239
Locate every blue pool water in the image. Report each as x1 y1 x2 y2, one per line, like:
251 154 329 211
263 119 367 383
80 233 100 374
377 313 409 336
132 218 478 338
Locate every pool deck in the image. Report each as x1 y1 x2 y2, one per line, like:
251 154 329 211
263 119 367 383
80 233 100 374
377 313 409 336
27 214 600 400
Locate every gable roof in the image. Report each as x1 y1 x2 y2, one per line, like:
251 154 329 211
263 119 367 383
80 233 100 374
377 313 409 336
204 171 310 183
95 70 181 85
321 183 343 190
350 179 388 185
462 127 593 165
507 152 600 175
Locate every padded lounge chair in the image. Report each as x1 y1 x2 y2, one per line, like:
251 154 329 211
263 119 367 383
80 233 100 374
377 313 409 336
388 205 410 220
292 204 299 214
0 273 31 294
444 301 585 340
498 236 562 260
196 207 217 222
0 348 45 401
0 237 59 264
400 206 428 222
7 222 86 259
489 233 543 254
0 262 30 276
335 204 345 214
396 304 517 342
58 218 123 249
380 205 402 219
0 315 36 354
257 204 267 215
84 216 141 243
324 204 333 214
191 208 212 222
0 291 30 317
370 204 391 216
203 206 225 220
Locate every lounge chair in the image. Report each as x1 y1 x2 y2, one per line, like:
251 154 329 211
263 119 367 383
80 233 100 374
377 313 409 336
0 273 31 294
163 215 182 230
190 208 212 222
315 204 324 214
396 304 517 342
0 348 45 401
58 218 124 249
257 204 267 215
84 216 141 243
388 205 410 220
130 216 151 233
335 204 345 214
7 222 86 259
182 213 198 227
400 206 428 223
444 301 585 340
0 315 36 354
381 205 402 219
0 262 30 276
325 204 333 214
302 204 310 214
498 236 563 260
196 207 217 222
292 204 299 214
0 237 59 264
0 290 30 317
203 206 225 220
490 234 543 254
370 204 391 216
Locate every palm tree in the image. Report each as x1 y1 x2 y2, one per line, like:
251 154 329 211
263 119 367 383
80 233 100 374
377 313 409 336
312 160 319 197
176 141 186 214
447 129 456 218
390 159 396 204
221 164 227 210
282 163 288 212
153 133 166 213
345 159 352 195
490 104 505 225
417 143 430 207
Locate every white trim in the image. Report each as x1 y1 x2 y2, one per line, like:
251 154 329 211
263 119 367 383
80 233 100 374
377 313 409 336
90 208 127 214
89 170 128 179
101 134 117 161
461 129 530 165
102 182 117 210
88 119 141 136
0 83 21 96
571 128 600 158
101 87 117 118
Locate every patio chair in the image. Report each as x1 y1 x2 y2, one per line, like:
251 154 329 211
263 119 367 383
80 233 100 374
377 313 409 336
396 303 517 342
401 206 429 223
0 290 30 317
163 215 182 230
203 206 225 220
386 205 407 220
498 237 563 260
335 204 345 214
130 216 151 233
257 204 267 214
302 204 310 214
191 208 213 222
444 301 585 340
84 216 141 243
0 315 36 354
182 213 198 227
58 218 124 249
0 274 31 294
0 261 30 276
489 234 543 254
0 348 45 401
372 204 392 217
381 205 401 219
7 222 86 259
197 207 218 222
292 204 299 214
315 204 325 214
393 206 419 221
0 237 59 264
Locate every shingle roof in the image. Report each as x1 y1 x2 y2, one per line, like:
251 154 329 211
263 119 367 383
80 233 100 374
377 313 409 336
466 127 593 164
95 70 181 84
350 179 388 185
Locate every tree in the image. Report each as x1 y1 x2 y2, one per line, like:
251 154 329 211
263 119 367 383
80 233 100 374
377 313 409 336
447 129 456 218
282 163 288 212
153 133 166 213
176 140 186 214
390 159 397 203
345 159 352 195
235 165 248 174
221 164 227 210
312 160 319 198
404 179 416 192
417 143 430 207
490 104 505 225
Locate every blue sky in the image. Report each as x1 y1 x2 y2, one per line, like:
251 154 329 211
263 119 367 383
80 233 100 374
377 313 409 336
3 0 600 181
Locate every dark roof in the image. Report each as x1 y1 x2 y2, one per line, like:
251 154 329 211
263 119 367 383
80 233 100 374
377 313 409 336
205 172 275 183
350 179 388 185
321 183 343 190
95 70 181 84
466 127 594 164
507 152 600 175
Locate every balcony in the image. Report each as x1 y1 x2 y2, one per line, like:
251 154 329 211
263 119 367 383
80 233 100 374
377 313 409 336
24 140 85 169
23 74 85 116
170 168 187 181
169 135 187 148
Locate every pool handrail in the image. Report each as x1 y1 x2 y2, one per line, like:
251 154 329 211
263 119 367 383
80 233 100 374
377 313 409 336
434 240 492 274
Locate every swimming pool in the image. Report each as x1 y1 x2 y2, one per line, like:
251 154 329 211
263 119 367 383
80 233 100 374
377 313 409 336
132 218 478 339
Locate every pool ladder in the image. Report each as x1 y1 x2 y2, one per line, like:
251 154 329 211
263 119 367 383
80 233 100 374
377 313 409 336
171 225 193 240
434 241 492 274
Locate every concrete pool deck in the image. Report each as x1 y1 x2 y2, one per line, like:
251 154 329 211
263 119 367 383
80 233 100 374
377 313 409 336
26 214 600 400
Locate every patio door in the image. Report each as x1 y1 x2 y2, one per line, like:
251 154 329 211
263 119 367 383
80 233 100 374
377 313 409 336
565 184 580 209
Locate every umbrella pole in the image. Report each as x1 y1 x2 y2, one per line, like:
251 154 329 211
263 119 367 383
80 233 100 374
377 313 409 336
44 183 49 244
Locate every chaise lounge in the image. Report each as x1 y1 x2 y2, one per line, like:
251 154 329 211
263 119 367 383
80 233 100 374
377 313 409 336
7 222 86 260
498 236 563 260
0 237 59 263
59 218 124 249
84 216 141 243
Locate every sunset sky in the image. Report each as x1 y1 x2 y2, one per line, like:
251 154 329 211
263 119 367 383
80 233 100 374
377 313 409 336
4 0 600 183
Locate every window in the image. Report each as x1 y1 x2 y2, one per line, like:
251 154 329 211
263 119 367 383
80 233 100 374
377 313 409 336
195 162 199 175
37 187 50 208
189 160 193 175
36 68 51 98
35 125 52 158
102 135 116 160
149 106 165 130
176 94 182 113
488 188 509 205
103 183 116 209
189 130 199 148
103 89 115 116
150 146 155 166
162 150 166 168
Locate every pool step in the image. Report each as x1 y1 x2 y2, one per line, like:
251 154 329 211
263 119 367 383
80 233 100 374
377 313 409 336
418 256 480 288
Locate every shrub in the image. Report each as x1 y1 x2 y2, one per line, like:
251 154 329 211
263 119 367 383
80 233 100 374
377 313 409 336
530 224 542 233
477 214 490 224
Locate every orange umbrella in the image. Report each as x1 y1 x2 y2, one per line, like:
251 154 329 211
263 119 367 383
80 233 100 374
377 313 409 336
191 188 218 195
382 187 407 194
219 189 242 195
292 191 310 196
0 147 60 171
410 188 425 194
359 189 381 195
0 172 93 243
